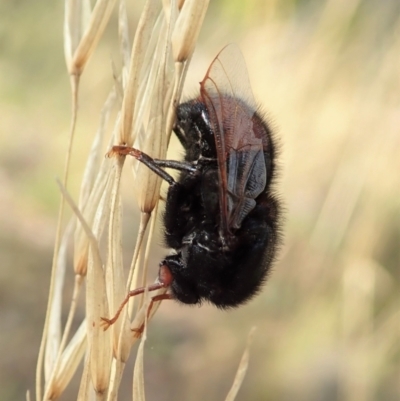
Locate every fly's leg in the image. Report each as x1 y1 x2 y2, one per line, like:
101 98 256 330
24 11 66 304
132 293 173 338
108 145 196 186
108 145 199 248
101 264 174 330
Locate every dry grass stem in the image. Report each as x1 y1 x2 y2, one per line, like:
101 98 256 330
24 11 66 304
68 0 118 75
41 180 106 400
77 352 91 401
106 161 132 362
118 0 160 146
79 88 118 208
36 0 214 399
44 221 73 381
224 327 256 401
52 320 87 398
118 0 131 73
131 301 150 401
139 204 159 307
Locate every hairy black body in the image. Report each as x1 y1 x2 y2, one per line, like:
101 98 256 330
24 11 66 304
161 99 280 307
106 45 281 316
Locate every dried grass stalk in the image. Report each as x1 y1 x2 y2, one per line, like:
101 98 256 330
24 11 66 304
36 1 212 400
225 328 256 401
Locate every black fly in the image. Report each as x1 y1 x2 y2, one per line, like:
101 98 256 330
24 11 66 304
103 44 281 327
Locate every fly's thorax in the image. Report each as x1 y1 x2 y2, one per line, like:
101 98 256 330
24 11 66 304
175 99 217 160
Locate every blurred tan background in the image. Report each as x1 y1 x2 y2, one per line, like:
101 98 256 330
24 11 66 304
1 0 400 400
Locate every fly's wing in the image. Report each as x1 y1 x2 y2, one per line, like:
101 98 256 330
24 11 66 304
200 44 266 236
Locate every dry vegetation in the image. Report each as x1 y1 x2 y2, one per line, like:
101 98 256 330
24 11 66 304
36 1 214 400
0 0 399 400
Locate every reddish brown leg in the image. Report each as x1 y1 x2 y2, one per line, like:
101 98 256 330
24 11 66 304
101 264 173 331
132 293 173 337
100 282 167 331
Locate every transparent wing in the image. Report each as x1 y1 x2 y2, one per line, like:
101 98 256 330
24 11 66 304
200 44 266 236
